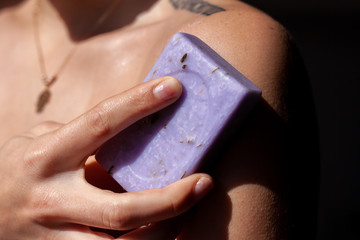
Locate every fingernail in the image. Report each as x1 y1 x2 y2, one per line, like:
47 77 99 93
153 77 182 100
194 176 213 197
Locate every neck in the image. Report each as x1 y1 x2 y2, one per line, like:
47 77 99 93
3 0 224 41
44 0 163 40
5 0 164 41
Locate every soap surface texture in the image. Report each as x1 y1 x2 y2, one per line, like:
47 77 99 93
96 32 261 192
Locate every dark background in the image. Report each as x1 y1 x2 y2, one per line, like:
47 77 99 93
241 0 360 239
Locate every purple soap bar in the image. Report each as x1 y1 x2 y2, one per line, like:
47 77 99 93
96 32 261 192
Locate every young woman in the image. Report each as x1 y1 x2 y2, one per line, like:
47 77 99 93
0 0 318 239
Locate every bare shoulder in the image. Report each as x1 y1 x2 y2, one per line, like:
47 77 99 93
178 1 291 116
171 2 318 240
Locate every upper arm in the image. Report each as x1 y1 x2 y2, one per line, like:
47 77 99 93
177 7 318 240
182 7 290 117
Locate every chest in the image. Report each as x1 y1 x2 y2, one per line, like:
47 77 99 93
0 28 170 144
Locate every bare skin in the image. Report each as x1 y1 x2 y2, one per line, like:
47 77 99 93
0 0 318 239
0 0 286 143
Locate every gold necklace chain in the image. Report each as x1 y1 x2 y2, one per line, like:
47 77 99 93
33 0 120 113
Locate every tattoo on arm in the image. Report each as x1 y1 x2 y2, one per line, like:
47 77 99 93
169 0 226 16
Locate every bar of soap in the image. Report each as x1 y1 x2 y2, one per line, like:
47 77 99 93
96 32 261 192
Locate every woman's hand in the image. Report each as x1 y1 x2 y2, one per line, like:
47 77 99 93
0 77 213 239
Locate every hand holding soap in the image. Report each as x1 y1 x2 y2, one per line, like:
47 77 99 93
96 32 262 192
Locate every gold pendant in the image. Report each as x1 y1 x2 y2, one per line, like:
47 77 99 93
36 88 51 113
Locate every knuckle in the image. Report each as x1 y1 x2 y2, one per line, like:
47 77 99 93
102 199 131 230
22 152 40 171
0 135 52 175
1 136 44 172
165 195 182 216
27 186 62 221
32 187 60 211
22 141 50 172
86 104 112 139
162 188 189 216
169 199 180 216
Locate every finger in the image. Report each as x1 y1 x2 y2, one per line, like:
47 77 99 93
118 217 185 240
39 76 182 167
118 223 177 240
34 222 114 240
57 174 212 231
50 227 113 240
